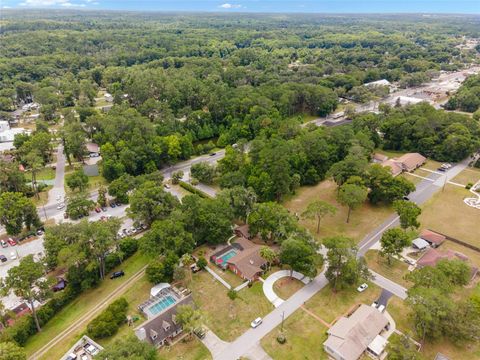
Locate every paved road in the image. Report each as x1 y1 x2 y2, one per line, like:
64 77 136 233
370 271 407 300
216 157 472 360
45 144 66 209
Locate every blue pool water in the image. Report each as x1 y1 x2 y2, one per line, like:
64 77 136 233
147 296 176 315
219 249 237 264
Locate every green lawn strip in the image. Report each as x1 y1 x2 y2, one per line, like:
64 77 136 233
158 337 212 360
24 252 150 357
189 271 273 341
365 250 411 288
208 265 245 288
283 180 392 244
304 284 382 324
272 277 305 300
261 309 329 360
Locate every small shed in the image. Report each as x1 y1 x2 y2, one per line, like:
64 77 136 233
412 238 429 250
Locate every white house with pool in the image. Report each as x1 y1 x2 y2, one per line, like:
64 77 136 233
135 283 194 347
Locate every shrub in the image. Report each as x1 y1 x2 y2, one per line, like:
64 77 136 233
196 256 207 269
466 182 473 190
227 289 237 300
276 334 286 344
119 237 138 258
87 298 128 339
178 180 210 198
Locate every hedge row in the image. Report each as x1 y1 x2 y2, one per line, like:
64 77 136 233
178 180 211 198
87 298 129 339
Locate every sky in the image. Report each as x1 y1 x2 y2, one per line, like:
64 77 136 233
1 0 479 14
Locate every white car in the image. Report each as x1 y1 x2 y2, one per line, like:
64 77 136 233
10 252 17 260
250 317 263 328
357 283 368 292
56 203 65 210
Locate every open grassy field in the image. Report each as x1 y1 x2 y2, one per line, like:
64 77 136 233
261 309 329 360
419 184 479 247
158 337 212 360
189 270 273 341
451 167 480 186
284 180 392 244
273 278 304 300
365 250 411 288
441 240 480 268
303 283 381 324
24 252 150 359
421 159 444 172
27 167 56 181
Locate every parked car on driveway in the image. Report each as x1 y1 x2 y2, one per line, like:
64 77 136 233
57 203 65 210
110 203 116 208
250 317 263 328
95 207 101 213
110 270 125 279
0 255 7 262
194 327 206 339
1 240 8 248
7 238 16 246
357 283 368 292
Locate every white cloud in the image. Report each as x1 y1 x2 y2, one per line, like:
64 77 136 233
19 0 87 7
3 5 12 8
219 3 242 9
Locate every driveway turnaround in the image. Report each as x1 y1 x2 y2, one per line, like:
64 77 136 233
263 270 311 307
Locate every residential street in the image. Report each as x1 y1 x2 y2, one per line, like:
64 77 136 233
370 271 407 300
45 143 66 208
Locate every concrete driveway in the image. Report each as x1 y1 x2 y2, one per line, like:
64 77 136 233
200 329 230 359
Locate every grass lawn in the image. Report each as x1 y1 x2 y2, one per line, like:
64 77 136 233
24 252 150 359
158 337 212 360
374 149 407 159
189 271 273 341
27 167 56 181
286 113 318 124
419 184 479 247
420 159 444 172
400 173 423 185
96 274 152 349
272 277 304 300
261 309 329 360
303 283 381 324
451 167 480 186
284 180 392 244
208 265 245 288
31 186 52 207
365 250 411 288
87 175 107 190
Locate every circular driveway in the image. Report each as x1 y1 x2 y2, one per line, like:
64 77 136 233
262 270 311 307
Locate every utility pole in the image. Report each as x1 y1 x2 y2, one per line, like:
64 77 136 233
281 311 285 332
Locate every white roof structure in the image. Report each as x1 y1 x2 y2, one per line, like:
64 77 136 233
412 238 429 250
392 96 429 106
150 283 171 298
364 79 391 87
368 335 388 356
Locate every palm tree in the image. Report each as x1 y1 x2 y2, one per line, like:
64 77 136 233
181 253 194 282
260 246 276 271
25 151 43 200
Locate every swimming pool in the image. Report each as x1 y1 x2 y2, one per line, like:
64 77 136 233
147 295 176 315
218 249 238 266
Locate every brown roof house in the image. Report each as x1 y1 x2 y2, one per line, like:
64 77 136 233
380 159 403 177
417 248 468 268
420 230 446 248
323 304 390 360
135 284 194 347
379 152 426 177
372 153 388 163
227 237 268 281
395 153 426 172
